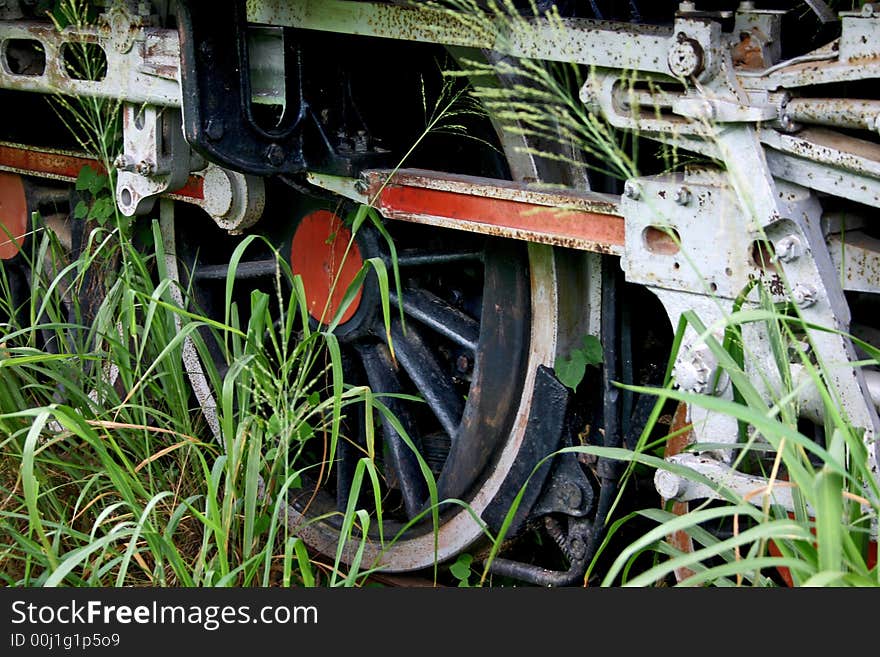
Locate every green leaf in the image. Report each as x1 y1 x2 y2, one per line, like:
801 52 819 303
582 334 604 365
307 392 320 407
253 512 272 537
73 200 89 219
814 467 844 573
88 173 110 196
555 349 586 391
449 553 473 582
87 197 114 224
296 421 313 442
75 165 96 191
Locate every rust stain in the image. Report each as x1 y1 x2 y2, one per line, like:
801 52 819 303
362 167 623 253
0 142 105 180
665 402 696 584
732 33 765 69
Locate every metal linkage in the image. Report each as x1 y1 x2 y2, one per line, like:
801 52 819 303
605 4 880 494
0 140 265 232
114 104 190 215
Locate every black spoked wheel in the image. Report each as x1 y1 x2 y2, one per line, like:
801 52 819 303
168 34 596 573
171 187 567 571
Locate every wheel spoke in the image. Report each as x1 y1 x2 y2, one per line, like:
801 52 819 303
396 250 482 268
357 341 428 519
192 258 278 281
390 317 463 441
388 287 479 352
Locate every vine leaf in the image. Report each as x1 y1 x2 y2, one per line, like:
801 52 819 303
555 334 603 391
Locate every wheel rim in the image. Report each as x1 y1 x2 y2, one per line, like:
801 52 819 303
282 239 560 571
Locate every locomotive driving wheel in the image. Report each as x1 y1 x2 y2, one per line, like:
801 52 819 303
171 187 580 573
164 28 599 574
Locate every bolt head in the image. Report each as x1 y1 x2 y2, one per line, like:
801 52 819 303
624 182 641 201
567 537 587 561
135 160 155 176
672 341 725 395
791 283 818 308
204 119 224 142
113 154 131 171
774 235 803 263
672 360 710 395
559 481 583 510
265 143 285 167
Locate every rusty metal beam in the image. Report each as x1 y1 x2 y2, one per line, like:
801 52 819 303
0 141 204 202
361 168 624 255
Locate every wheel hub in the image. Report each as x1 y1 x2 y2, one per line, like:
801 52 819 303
290 209 365 327
0 173 28 261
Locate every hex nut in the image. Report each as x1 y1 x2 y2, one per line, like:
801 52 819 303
265 143 285 167
774 235 803 263
624 182 641 200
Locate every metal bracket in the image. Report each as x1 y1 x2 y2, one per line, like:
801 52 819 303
530 451 594 520
176 0 308 175
115 104 190 216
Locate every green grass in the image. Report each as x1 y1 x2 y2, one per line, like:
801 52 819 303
0 210 399 586
1 0 877 588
